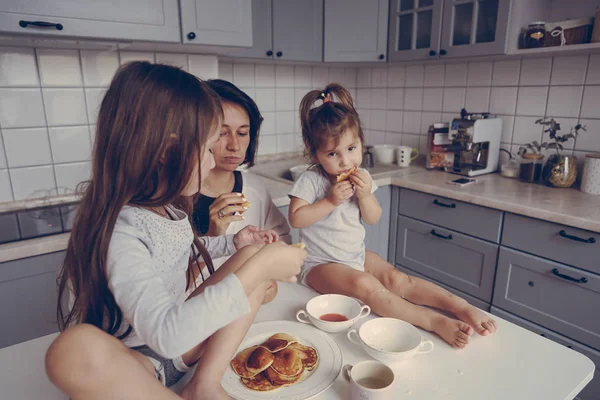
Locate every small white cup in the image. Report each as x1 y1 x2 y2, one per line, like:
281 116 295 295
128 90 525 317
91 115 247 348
396 146 419 167
296 294 371 333
343 360 395 400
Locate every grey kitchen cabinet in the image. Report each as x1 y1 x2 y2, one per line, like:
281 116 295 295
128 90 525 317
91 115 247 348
491 307 600 400
398 188 503 243
228 0 323 62
0 214 20 244
395 215 498 302
0 0 181 43
388 0 443 61
388 0 511 61
363 186 392 261
493 247 600 351
324 0 389 62
502 213 600 276
0 251 65 349
180 0 253 47
277 205 299 245
396 264 490 312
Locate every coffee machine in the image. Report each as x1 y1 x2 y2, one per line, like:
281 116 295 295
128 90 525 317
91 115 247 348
445 110 502 177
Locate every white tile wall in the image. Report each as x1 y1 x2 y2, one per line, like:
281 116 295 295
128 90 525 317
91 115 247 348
0 48 218 199
350 56 599 162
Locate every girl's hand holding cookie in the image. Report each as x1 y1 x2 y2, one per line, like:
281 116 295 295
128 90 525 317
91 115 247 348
349 170 372 200
326 181 354 206
207 193 249 236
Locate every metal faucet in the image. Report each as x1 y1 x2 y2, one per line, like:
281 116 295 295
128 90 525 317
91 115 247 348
362 145 374 168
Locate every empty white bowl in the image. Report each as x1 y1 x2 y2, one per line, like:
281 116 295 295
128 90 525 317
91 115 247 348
347 318 434 364
296 294 371 333
371 145 396 164
289 164 311 181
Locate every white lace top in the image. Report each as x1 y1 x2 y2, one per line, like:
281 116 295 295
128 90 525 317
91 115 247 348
106 205 250 358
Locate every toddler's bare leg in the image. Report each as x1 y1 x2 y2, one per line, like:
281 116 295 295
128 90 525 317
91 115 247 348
306 263 472 348
364 250 497 336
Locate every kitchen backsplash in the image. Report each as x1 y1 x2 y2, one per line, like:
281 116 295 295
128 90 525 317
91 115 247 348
1 47 600 202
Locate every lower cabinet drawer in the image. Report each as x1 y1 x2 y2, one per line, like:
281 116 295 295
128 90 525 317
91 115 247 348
395 264 490 312
491 307 600 400
395 215 498 302
493 247 600 351
0 251 65 349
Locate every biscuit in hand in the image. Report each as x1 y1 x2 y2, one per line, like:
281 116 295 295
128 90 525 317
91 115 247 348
336 167 357 182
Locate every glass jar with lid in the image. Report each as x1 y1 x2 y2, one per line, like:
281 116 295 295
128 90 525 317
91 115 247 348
519 153 544 183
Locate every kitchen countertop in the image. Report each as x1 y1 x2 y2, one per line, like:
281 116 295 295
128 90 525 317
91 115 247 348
2 282 594 400
2 163 600 263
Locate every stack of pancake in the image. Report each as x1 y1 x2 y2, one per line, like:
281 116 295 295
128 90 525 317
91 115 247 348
230 333 319 391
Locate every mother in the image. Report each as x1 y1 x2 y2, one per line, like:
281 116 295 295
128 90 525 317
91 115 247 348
193 79 291 272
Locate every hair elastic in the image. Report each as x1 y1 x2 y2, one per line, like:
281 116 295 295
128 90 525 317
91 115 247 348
320 92 332 103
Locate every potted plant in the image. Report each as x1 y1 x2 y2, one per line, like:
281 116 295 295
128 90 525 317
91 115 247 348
536 118 586 188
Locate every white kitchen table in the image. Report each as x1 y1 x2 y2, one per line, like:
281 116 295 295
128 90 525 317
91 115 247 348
219 281 595 400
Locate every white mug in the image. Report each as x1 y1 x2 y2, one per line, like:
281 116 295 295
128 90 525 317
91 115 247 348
396 146 419 167
343 360 395 400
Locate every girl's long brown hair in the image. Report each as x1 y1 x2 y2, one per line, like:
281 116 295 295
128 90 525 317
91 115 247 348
299 83 365 159
57 61 222 337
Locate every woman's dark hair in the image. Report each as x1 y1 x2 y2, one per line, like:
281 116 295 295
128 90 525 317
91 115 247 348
207 79 262 167
57 61 222 337
299 83 365 161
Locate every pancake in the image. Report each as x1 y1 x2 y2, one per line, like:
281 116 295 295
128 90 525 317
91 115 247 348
230 346 260 378
270 347 303 377
264 365 306 386
245 346 274 376
337 167 357 182
289 342 319 371
241 372 281 392
261 333 298 353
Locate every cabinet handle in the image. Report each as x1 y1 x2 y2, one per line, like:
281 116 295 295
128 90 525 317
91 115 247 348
429 50 436 56
187 32 196 40
266 50 273 56
433 199 456 208
431 230 453 240
19 20 63 31
558 230 596 244
551 268 588 284
440 49 447 56
378 54 385 60
276 51 283 57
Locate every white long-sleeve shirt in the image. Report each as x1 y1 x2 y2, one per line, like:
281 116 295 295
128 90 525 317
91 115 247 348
106 205 251 359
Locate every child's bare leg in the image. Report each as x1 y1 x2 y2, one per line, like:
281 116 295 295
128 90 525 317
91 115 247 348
180 245 272 400
364 250 497 336
306 263 472 348
46 324 182 400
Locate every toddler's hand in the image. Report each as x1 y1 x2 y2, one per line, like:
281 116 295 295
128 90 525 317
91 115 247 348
326 181 354 206
233 226 279 250
349 170 373 200
252 241 307 283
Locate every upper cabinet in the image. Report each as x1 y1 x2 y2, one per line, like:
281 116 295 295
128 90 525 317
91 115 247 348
324 0 389 62
0 0 181 43
180 0 252 47
228 0 323 62
388 0 511 61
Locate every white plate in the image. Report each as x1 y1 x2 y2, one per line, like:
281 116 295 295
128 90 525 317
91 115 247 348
222 321 343 400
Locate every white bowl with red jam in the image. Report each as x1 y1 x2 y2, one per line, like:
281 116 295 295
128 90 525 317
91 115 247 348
296 294 371 333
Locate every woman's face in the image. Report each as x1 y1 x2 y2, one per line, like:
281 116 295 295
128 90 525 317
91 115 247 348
212 102 251 172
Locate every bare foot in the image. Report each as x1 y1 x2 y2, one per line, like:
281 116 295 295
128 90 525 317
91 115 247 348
180 380 230 400
431 315 474 349
454 303 498 336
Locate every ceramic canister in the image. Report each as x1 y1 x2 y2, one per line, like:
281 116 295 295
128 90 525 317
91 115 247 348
581 154 600 195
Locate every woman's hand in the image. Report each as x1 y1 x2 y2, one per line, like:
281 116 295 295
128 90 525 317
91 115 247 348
206 193 248 236
233 226 279 250
326 181 354 206
349 170 373 200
